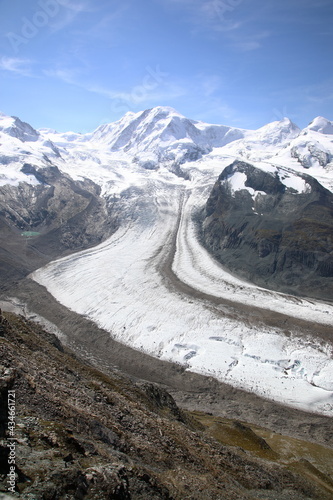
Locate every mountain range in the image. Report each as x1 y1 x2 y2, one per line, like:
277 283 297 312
1 107 333 296
0 106 333 420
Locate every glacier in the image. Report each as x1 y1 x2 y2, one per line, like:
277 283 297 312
1 106 333 416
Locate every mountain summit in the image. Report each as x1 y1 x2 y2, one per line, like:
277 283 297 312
0 113 39 143
306 116 333 135
89 106 248 167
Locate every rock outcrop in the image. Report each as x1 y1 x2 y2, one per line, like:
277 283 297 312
202 160 333 300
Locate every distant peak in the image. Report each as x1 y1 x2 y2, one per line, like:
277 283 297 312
147 106 183 117
306 116 333 135
0 113 39 142
39 127 58 134
257 117 300 134
123 111 136 118
258 117 299 130
276 117 299 129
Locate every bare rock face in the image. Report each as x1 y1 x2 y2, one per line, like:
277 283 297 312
202 160 333 300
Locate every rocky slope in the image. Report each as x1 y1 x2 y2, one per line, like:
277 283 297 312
1 311 332 499
202 160 333 300
289 117 333 169
0 164 119 290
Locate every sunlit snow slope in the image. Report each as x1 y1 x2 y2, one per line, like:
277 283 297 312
1 107 333 415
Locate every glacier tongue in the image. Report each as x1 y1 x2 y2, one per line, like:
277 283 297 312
31 168 333 416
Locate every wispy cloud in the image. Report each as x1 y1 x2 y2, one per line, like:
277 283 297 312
157 0 272 53
88 82 186 105
267 78 333 125
43 67 78 84
78 5 129 42
156 0 245 33
49 0 95 32
193 96 246 126
200 74 222 97
270 79 333 105
228 30 270 51
44 64 186 110
0 57 33 77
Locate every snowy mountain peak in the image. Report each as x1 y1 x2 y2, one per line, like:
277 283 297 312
147 105 184 117
89 106 249 168
39 127 58 135
255 117 300 145
306 116 333 135
0 113 39 143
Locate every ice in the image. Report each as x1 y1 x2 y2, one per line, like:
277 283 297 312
31 174 333 416
1 107 333 416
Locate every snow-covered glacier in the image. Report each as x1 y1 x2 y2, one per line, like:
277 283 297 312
2 107 333 416
31 174 333 414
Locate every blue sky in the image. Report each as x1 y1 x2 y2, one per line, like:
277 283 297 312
0 0 332 132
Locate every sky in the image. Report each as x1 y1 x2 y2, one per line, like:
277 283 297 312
0 0 332 133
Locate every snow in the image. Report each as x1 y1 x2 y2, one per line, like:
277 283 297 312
0 114 16 129
218 118 301 163
0 114 39 142
223 170 266 197
306 116 333 135
0 165 40 187
280 173 310 193
2 107 333 416
227 171 249 192
253 117 300 145
89 106 248 160
172 187 333 327
31 199 333 415
31 165 333 417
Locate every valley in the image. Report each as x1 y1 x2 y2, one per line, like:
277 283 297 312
1 106 333 420
29 175 333 417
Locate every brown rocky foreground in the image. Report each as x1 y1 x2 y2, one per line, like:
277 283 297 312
1 310 333 499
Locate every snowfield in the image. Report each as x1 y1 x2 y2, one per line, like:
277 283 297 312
2 107 333 416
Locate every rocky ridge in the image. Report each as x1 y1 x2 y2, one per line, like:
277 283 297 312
202 160 333 300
